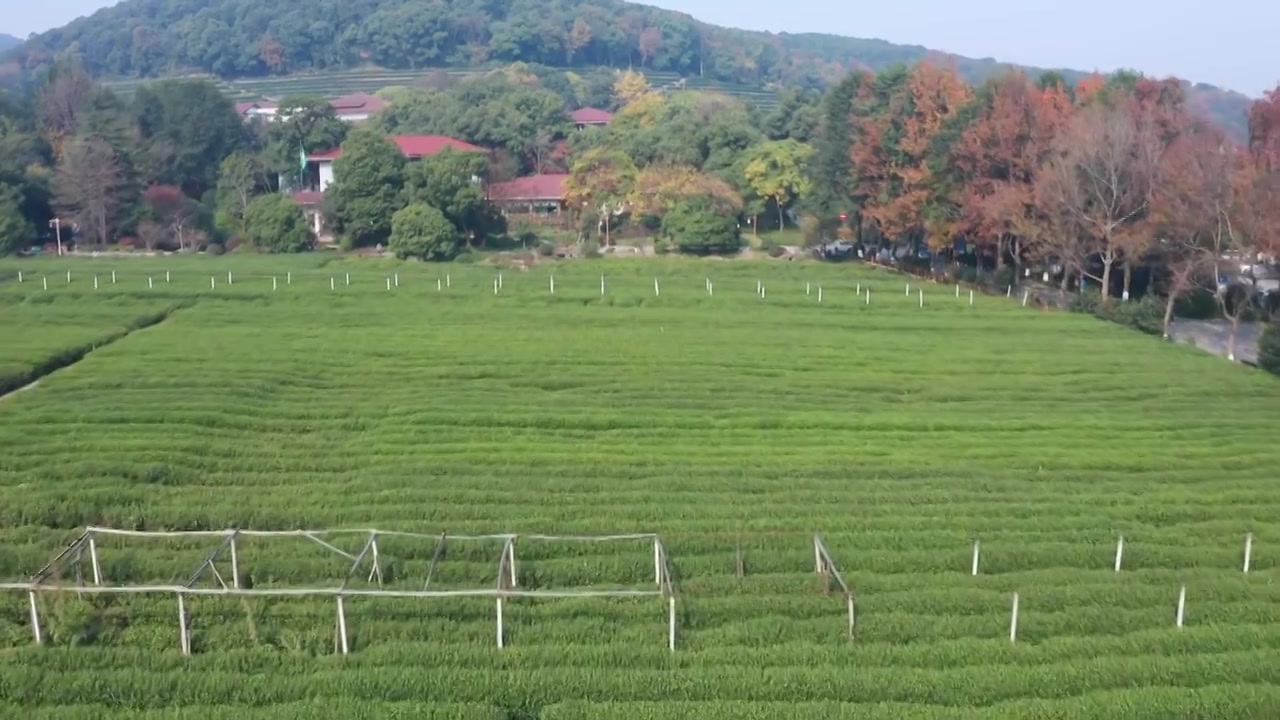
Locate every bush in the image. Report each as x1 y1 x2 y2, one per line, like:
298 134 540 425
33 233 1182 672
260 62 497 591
453 250 479 264
1259 322 1280 375
766 244 786 258
1071 290 1163 335
205 243 225 256
662 201 742 254
244 194 313 253
536 241 556 257
389 203 460 261
224 237 243 253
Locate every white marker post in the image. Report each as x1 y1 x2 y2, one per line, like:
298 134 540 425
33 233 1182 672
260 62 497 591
1022 291 1029 307
272 276 277 291
148 277 153 289
111 270 116 284
668 596 676 652
549 275 555 294
330 277 335 291
1114 535 1124 572
918 289 924 308
498 273 503 290
210 276 215 289
93 276 98 290
905 283 910 296
969 290 974 306
227 271 232 285
760 285 765 300
1009 592 1020 643
971 540 981 576
1175 585 1186 628
654 278 660 297
166 271 171 283
817 286 823 304
1006 285 1012 297
865 289 871 305
386 277 391 291
601 275 606 296
707 281 713 296
757 280 762 296
437 278 442 292
286 271 291 285
1243 533 1253 574
856 282 861 295
446 274 451 288
66 270 71 283
496 597 505 649
806 282 811 295
345 272 350 286
17 271 21 283
42 277 47 291
336 597 349 655
493 278 498 295
394 273 399 287
955 283 960 297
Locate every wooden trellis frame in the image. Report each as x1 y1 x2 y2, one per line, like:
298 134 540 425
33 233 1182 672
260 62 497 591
4 526 678 655
812 533 856 640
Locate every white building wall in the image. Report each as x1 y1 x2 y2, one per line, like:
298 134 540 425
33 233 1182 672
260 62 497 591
318 162 335 192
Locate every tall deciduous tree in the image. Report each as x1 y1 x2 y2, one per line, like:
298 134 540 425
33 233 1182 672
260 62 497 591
53 137 128 248
564 147 636 244
1034 104 1161 299
215 151 269 232
403 148 500 246
741 139 812 230
142 184 200 250
132 79 245 197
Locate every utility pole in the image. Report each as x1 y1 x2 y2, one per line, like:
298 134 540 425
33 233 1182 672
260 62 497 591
49 218 64 256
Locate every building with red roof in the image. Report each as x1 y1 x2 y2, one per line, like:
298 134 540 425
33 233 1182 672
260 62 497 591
234 93 392 123
487 174 570 220
570 108 613 129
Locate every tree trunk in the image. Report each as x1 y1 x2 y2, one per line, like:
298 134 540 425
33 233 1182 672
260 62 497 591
1162 293 1177 340
752 214 758 237
1123 260 1133 300
776 200 785 231
1228 315 1240 362
1100 255 1113 300
604 213 610 247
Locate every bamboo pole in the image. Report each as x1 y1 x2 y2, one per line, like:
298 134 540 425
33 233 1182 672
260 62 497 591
88 534 102 585
1009 592 1019 643
668 596 676 651
496 597 505 649
1176 585 1186 628
1114 535 1124 572
229 533 240 589
177 593 190 655
971 540 980 576
28 591 41 644
336 596 349 654
1243 533 1253 574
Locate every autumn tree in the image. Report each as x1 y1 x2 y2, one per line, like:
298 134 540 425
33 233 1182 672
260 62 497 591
142 184 201 250
612 70 655 107
741 139 812 230
638 28 662 67
629 164 743 218
564 147 637 244
568 18 593 63
1248 85 1280 173
53 137 128 248
1034 104 1161 299
36 60 94 160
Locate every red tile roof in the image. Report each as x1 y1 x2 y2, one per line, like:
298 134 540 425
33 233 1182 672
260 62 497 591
305 135 484 163
571 108 613 124
329 92 388 114
488 174 568 202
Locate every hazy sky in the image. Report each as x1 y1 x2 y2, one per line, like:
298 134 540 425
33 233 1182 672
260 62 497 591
8 0 1279 96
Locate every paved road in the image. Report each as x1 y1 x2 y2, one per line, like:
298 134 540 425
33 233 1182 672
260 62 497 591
1168 320 1261 364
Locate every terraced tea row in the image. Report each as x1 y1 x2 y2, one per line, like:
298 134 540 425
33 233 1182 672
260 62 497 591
0 256 1276 716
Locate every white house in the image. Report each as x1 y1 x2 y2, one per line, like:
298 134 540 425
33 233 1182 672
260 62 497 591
235 92 390 124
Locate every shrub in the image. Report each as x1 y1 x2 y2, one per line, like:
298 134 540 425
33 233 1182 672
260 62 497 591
389 203 460 261
536 241 556 257
224 237 243 253
1072 290 1163 335
1259 322 1280 375
205 242 225 256
243 194 313 253
766 244 787 258
662 200 742 254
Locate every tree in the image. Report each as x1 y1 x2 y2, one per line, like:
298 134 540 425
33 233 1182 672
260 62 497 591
215 151 269 232
630 165 742 218
1034 104 1161 299
661 199 742 254
1258 321 1280 375
142 184 200 250
612 70 654 107
741 139 812 230
0 184 33 255
324 130 406 248
266 95 348 181
243 194 312 253
568 18 593 63
637 28 662 67
564 147 637 244
36 60 94 160
389 203 460 260
403 148 500 245
53 137 128 248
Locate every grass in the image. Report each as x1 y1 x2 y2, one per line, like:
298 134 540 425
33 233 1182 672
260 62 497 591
0 255 1277 718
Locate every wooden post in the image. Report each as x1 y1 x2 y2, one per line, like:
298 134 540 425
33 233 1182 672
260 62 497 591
1243 533 1253 574
229 534 240 589
846 593 855 641
1009 592 1019 643
971 540 980 576
28 591 41 644
496 597 505 649
654 537 662 586
1175 585 1186 628
668 596 676 652
507 540 517 588
177 593 190 655
1114 535 1124 572
88 533 102 585
336 596 349 654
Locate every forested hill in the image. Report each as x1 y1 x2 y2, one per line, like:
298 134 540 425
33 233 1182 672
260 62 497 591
9 0 1254 135
0 34 20 52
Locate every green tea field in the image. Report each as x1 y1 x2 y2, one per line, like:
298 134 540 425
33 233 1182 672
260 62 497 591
0 256 1278 719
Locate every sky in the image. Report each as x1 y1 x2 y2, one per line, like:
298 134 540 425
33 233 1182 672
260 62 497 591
7 0 1279 96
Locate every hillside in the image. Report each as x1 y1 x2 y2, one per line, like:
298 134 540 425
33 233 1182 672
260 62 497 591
10 0 1254 136
0 34 20 52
